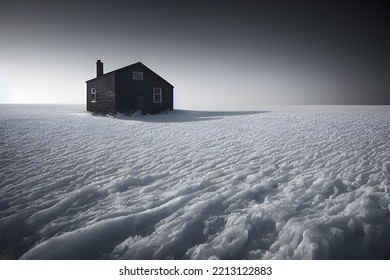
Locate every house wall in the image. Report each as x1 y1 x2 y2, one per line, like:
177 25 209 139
115 64 174 114
86 72 116 114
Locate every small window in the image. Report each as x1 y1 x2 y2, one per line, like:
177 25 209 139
133 71 143 80
153 87 162 103
91 88 96 102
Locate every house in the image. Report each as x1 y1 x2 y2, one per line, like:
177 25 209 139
86 60 174 115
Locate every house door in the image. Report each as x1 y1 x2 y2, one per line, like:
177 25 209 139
136 96 145 114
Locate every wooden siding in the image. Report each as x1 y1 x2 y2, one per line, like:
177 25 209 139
86 72 116 114
115 63 173 114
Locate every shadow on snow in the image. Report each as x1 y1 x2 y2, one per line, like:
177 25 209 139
115 110 270 123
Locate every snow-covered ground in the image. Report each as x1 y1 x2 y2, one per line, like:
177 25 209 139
1 104 390 260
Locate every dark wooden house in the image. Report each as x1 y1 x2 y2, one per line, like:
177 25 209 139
86 60 174 114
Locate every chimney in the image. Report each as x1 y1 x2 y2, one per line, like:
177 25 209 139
96 60 103 77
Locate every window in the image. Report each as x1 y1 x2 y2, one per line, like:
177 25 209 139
91 88 96 102
133 71 143 80
153 87 162 103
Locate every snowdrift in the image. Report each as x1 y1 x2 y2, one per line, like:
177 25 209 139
1 105 390 259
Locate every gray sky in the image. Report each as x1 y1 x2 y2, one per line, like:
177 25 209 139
1 0 389 108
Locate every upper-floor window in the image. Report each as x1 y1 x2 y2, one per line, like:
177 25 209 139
91 88 96 102
133 71 143 80
153 87 162 103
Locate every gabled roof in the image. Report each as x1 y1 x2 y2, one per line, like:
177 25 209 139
85 62 174 87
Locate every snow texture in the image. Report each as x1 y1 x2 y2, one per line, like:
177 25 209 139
1 104 390 260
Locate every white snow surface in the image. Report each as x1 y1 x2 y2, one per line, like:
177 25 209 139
1 104 390 260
